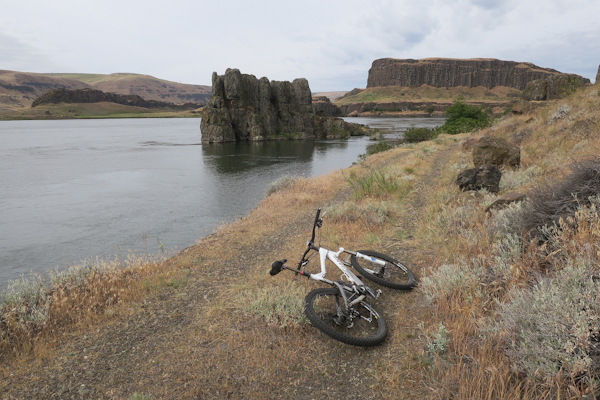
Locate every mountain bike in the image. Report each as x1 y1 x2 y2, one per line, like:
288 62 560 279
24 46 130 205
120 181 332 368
269 208 416 346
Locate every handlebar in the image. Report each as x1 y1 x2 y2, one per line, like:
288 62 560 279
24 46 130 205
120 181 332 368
310 208 322 244
269 208 324 278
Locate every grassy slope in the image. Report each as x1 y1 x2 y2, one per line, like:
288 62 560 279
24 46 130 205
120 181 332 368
2 84 600 399
335 85 522 108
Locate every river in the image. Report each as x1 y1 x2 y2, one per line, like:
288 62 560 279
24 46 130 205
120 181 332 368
0 117 444 288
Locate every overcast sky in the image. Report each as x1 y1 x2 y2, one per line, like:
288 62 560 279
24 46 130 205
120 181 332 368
1 0 599 92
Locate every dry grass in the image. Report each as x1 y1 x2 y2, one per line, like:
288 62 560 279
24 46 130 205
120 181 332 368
413 85 600 398
0 253 192 359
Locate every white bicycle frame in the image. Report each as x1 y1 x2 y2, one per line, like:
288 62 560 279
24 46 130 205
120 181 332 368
309 247 385 286
298 246 384 308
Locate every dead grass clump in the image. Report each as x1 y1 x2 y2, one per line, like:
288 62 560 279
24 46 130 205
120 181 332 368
0 254 167 358
264 174 299 196
518 157 600 241
238 281 308 327
324 201 396 226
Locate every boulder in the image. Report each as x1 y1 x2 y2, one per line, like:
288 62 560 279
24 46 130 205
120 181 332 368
473 136 521 168
456 164 502 193
485 192 527 213
521 80 547 101
461 137 478 151
522 74 590 101
511 99 533 115
312 96 342 116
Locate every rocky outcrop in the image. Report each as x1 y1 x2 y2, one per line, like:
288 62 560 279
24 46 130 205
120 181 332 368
367 58 589 90
473 136 521 168
596 65 600 85
200 69 373 143
522 74 590 101
511 99 534 115
312 96 341 116
456 164 502 193
31 88 199 110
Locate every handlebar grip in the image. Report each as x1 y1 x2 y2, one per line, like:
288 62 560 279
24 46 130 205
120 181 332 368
269 259 287 276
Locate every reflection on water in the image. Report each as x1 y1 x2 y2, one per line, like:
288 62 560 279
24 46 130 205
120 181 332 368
202 140 316 174
0 117 444 288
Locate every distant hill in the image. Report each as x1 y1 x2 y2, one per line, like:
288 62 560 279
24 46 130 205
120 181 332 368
0 70 211 113
312 91 348 101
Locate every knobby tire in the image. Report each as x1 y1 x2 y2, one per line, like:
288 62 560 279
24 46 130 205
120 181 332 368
351 250 416 290
304 287 387 347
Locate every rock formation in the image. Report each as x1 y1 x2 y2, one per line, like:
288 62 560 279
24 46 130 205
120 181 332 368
312 96 342 116
31 88 199 110
456 164 502 193
366 58 590 90
473 136 521 168
522 74 590 101
200 69 373 143
596 65 600 84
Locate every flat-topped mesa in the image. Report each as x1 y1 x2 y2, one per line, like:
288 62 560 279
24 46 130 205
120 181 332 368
367 58 591 90
201 69 372 143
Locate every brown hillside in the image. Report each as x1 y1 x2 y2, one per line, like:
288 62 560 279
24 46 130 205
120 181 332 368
0 71 212 113
0 70 90 112
90 74 211 105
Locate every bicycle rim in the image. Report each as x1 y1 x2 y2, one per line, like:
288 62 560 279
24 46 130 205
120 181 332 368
304 287 387 346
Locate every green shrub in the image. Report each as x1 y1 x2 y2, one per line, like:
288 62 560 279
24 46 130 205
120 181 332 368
440 99 491 134
356 141 393 162
403 126 438 143
345 169 412 199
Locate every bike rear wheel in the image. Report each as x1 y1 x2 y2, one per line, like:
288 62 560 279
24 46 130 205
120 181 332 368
351 250 416 290
304 287 387 346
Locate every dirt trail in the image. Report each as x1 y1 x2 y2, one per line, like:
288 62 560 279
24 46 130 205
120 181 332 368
1 143 459 400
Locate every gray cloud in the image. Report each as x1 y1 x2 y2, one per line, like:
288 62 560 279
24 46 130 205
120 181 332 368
0 30 68 73
0 0 599 90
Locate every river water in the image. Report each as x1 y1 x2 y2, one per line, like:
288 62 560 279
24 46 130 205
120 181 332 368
0 117 444 288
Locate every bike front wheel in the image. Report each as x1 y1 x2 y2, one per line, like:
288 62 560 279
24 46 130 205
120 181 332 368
304 287 387 347
351 250 416 290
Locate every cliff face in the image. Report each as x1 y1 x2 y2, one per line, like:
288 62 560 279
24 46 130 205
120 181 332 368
31 88 199 110
200 69 314 143
367 58 590 90
200 69 372 143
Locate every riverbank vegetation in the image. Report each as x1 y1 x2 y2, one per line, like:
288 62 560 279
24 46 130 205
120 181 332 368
335 85 522 105
2 84 600 398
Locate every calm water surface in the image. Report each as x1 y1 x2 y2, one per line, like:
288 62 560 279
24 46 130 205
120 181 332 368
0 117 444 287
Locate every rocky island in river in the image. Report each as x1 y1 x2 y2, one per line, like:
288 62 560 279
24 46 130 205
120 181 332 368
200 69 376 143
